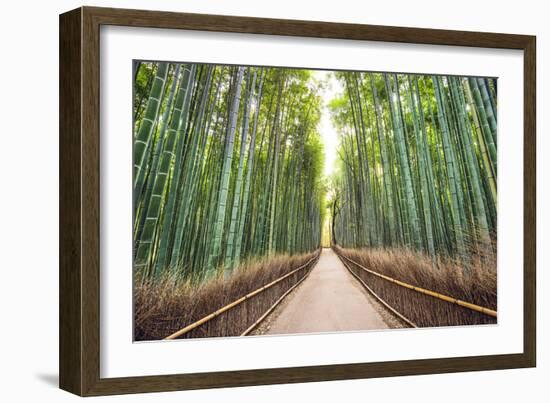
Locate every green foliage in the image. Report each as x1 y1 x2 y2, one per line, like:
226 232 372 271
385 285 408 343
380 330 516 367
133 64 325 282
330 72 497 263
132 62 497 281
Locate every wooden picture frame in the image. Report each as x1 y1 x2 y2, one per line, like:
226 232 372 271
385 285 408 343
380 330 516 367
59 6 536 396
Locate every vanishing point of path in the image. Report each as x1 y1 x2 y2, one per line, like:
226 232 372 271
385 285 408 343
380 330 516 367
255 248 404 336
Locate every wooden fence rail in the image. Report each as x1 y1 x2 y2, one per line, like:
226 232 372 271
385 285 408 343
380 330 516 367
164 251 320 340
335 250 497 318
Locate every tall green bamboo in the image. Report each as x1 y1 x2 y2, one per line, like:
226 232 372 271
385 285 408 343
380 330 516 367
224 69 257 272
133 63 169 196
133 64 179 248
206 67 246 274
134 65 193 275
154 65 198 273
169 66 214 269
330 72 496 263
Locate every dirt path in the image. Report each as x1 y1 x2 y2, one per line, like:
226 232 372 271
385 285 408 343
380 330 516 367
255 248 403 336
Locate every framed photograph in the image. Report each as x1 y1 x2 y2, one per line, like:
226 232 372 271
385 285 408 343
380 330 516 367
59 6 536 396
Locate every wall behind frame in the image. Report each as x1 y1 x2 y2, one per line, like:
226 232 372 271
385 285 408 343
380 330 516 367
0 0 545 402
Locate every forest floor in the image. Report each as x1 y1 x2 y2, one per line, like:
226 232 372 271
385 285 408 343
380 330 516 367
252 248 404 336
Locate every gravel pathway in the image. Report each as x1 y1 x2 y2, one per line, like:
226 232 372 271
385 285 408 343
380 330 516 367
254 248 403 336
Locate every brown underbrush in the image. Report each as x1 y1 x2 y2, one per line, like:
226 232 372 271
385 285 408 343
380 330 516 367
134 251 318 341
334 245 497 327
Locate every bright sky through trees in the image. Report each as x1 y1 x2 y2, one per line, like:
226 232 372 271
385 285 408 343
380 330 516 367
313 70 342 178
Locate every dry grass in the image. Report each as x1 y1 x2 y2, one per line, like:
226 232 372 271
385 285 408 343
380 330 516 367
134 252 318 341
334 245 497 328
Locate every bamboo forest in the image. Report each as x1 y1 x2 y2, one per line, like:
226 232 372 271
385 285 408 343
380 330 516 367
133 61 498 341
